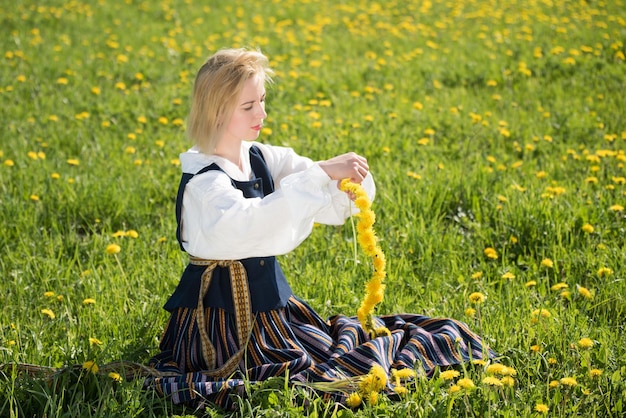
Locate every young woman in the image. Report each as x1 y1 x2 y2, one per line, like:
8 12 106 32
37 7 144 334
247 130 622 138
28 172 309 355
147 48 495 409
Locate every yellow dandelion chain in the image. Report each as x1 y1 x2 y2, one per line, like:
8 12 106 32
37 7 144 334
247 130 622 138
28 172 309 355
340 179 390 338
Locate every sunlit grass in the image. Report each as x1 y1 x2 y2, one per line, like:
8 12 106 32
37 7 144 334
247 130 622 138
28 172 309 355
1 0 625 416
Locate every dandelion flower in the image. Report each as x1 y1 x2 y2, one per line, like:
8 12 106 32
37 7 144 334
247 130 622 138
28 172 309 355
501 272 516 280
448 384 461 393
44 291 55 298
469 292 486 304
394 385 408 396
609 204 624 212
108 372 123 383
366 391 379 405
559 377 577 387
457 378 475 389
484 247 498 259
465 307 476 318
577 286 592 299
346 392 361 408
525 280 537 287
106 244 121 254
482 376 503 387
89 337 102 346
551 282 568 291
549 380 560 388
486 364 507 375
501 376 515 387
471 271 483 279
589 369 603 378
535 403 549 414
597 267 613 277
582 223 594 233
531 309 552 318
530 344 541 353
82 360 99 374
83 298 96 306
540 258 554 268
577 338 594 349
41 308 55 319
440 370 460 380
391 368 416 380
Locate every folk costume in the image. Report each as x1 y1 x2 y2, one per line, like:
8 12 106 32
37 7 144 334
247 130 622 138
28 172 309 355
147 142 495 409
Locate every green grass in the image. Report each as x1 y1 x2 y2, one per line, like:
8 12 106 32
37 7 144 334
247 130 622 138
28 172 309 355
1 0 625 416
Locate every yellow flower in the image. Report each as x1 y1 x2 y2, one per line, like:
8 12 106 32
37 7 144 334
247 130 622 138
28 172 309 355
83 298 96 306
577 286 592 299
108 372 123 383
486 364 507 375
89 337 102 346
597 267 613 277
394 385 408 396
581 223 594 233
577 338 594 349
530 344 541 353
465 307 476 318
482 376 503 387
501 376 515 387
609 204 624 212
589 369 603 378
471 271 483 279
535 403 549 413
531 309 552 318
501 272 516 280
105 244 121 254
559 377 577 387
391 368 416 380
525 280 537 287
483 247 498 259
551 282 568 291
457 378 475 389
41 308 55 319
439 370 460 380
366 391 379 405
82 360 99 374
346 392 362 408
44 291 55 298
469 292 486 304
448 384 461 394
540 258 554 268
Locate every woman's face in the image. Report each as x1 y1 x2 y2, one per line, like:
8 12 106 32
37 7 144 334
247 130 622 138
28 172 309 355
222 74 267 144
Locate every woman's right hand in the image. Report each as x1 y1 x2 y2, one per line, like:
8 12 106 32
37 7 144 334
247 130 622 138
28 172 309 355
318 152 369 184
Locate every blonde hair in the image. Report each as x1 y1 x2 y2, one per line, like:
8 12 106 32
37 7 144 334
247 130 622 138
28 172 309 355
187 48 274 154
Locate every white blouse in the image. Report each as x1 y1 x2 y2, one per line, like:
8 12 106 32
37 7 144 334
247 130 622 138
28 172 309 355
179 141 376 260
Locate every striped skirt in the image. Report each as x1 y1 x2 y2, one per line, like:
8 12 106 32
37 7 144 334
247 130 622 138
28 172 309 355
146 296 496 409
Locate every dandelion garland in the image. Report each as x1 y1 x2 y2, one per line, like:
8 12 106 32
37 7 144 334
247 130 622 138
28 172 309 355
340 179 390 338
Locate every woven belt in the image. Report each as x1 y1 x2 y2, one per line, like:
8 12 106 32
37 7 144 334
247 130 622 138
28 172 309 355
189 257 253 378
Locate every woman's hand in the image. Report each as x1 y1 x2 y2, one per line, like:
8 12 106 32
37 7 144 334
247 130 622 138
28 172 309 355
319 152 369 184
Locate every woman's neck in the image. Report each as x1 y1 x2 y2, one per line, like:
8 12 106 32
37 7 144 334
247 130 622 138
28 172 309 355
214 140 243 170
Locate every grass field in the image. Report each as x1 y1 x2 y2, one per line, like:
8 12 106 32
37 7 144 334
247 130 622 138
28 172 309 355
1 0 625 416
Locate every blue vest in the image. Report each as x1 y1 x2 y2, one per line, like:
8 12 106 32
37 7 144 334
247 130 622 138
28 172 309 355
164 146 293 313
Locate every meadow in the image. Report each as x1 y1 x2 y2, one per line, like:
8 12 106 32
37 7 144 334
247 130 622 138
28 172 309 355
1 0 625 416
